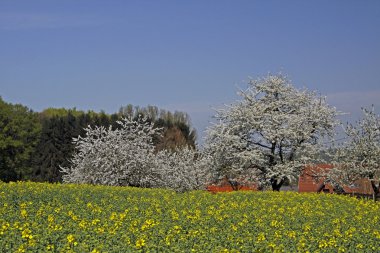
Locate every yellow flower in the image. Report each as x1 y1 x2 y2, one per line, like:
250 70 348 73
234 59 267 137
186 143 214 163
92 219 101 225
17 244 26 253
109 212 117 220
21 228 32 240
135 238 145 249
257 232 266 242
356 243 364 249
318 240 328 248
141 219 157 230
20 209 27 218
79 220 87 229
287 231 296 238
47 214 54 222
67 234 75 243
338 246 346 252
165 236 171 245
96 227 105 233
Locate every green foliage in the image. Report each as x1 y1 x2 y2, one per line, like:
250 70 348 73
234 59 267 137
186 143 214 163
40 108 85 118
0 97 41 181
0 96 197 183
0 182 379 252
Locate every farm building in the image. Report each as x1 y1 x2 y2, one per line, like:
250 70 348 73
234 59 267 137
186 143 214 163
298 164 375 195
206 176 258 193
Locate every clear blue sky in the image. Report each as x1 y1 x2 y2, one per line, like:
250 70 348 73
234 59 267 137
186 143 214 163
1 0 380 142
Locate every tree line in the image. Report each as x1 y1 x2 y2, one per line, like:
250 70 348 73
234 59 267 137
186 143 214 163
1 73 379 196
0 98 196 183
59 74 379 197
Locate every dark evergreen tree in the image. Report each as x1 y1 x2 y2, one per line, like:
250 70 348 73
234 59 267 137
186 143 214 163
31 112 91 182
32 116 65 182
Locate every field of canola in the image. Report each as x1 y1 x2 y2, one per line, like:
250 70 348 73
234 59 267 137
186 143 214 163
0 181 380 253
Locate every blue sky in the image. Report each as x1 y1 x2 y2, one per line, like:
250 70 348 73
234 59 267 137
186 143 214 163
1 0 380 142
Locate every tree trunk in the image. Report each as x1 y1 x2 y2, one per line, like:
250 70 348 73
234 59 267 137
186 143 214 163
316 182 326 193
332 184 345 194
271 178 284 191
370 180 379 201
228 179 240 191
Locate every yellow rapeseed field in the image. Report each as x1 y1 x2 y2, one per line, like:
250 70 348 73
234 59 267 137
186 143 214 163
0 181 379 252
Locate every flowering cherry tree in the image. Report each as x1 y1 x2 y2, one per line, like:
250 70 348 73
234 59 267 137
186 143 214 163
60 117 212 192
329 107 380 198
205 74 338 191
60 117 160 187
154 147 213 192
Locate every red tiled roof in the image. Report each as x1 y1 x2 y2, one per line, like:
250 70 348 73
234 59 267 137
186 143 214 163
206 176 258 193
299 164 374 194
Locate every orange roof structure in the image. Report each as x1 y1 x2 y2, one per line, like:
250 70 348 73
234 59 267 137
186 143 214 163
206 176 258 193
299 164 374 195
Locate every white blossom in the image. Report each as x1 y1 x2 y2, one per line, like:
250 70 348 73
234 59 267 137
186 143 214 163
60 117 212 192
60 117 160 187
154 147 213 192
204 74 339 191
329 106 380 195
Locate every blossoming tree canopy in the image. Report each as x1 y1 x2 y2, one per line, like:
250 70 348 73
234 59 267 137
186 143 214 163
205 74 339 191
60 117 160 187
155 147 213 192
60 116 212 192
330 106 380 197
